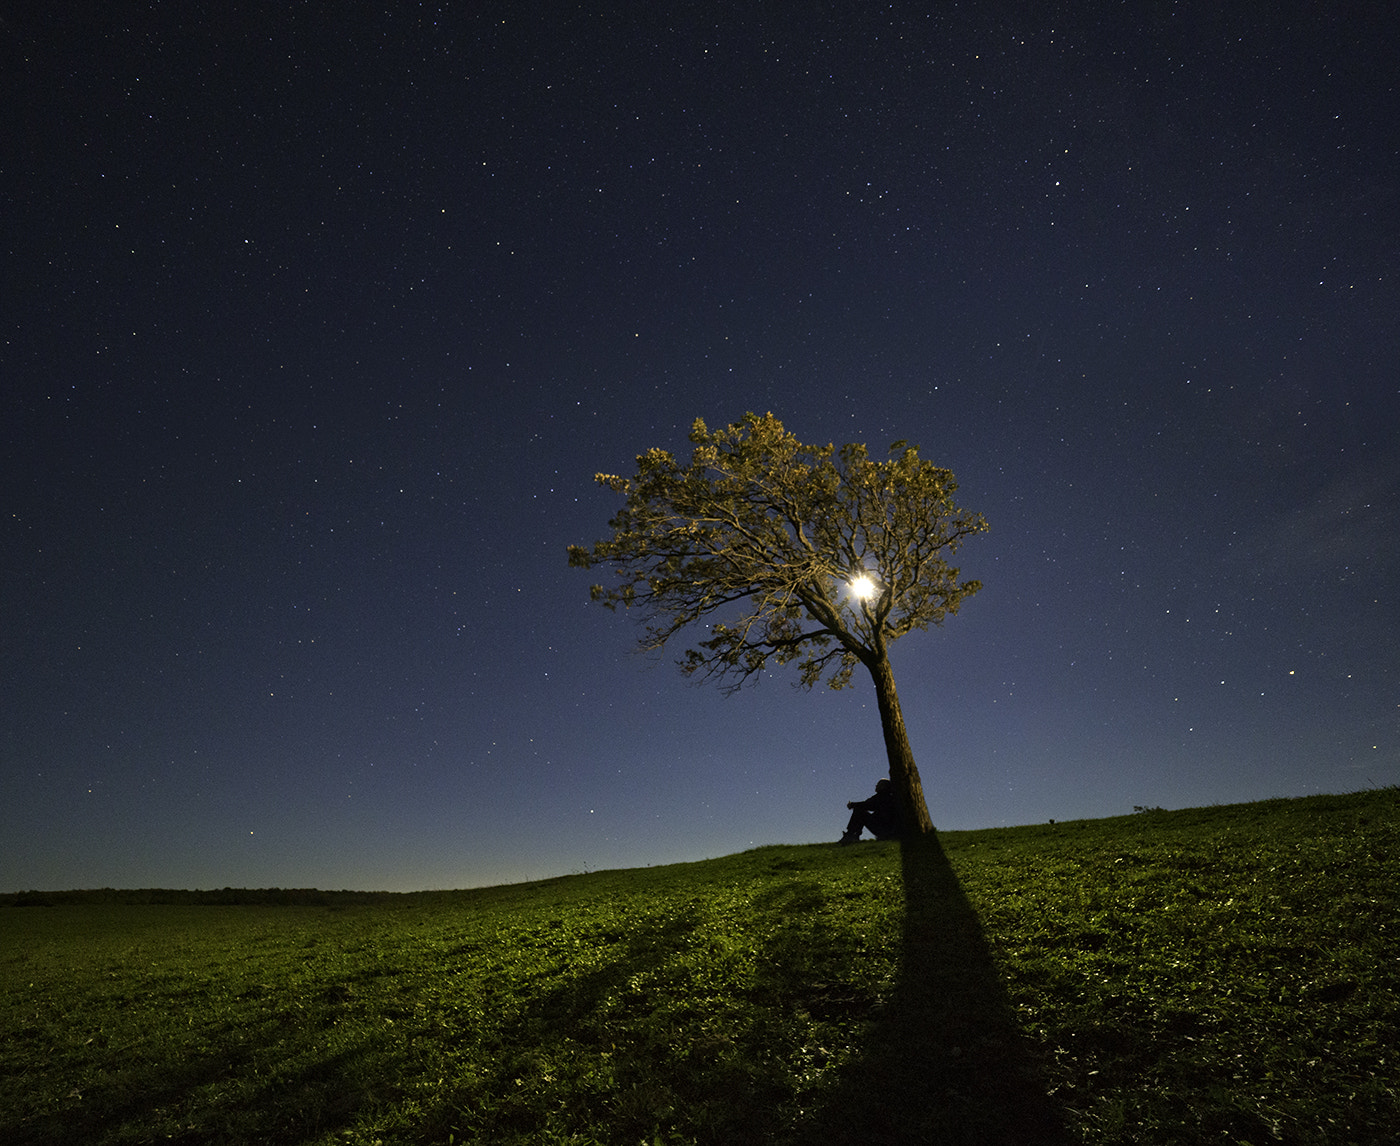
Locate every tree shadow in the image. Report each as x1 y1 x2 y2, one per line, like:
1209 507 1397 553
795 834 1071 1145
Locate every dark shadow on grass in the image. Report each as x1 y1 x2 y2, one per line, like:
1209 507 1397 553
2 1044 382 1146
414 905 713 1144
793 833 1071 1145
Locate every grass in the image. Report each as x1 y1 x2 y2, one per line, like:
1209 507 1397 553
1 788 1396 1145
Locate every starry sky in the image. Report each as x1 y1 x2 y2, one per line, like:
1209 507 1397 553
4 2 1398 893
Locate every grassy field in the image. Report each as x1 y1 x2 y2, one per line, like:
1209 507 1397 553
2 788 1396 1145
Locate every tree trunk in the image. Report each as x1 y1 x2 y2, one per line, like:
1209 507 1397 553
866 654 936 835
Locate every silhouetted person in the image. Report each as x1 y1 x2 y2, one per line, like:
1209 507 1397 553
839 778 898 844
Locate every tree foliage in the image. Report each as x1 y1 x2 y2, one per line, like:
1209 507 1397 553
568 412 987 692
569 412 988 835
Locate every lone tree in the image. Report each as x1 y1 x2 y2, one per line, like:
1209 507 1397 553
568 412 988 836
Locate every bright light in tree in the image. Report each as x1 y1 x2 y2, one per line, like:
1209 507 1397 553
850 574 877 600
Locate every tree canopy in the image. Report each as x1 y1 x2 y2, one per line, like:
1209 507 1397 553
568 412 988 834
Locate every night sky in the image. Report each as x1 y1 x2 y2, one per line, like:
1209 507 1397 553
4 3 1397 893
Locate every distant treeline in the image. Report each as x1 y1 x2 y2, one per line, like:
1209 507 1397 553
0 888 413 907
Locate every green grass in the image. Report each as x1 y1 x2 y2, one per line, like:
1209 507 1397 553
2 788 1397 1145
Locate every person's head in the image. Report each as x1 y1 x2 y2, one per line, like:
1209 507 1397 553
875 779 892 793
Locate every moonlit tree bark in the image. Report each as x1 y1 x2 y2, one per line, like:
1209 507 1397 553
568 412 988 836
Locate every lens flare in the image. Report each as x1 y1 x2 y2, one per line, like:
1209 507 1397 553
850 574 876 600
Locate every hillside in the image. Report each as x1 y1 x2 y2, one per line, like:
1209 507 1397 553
2 788 1397 1144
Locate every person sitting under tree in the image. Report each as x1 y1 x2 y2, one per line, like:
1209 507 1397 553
839 778 898 844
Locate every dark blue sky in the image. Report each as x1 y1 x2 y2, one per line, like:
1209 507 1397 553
4 2 1397 892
